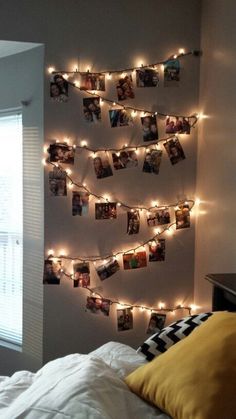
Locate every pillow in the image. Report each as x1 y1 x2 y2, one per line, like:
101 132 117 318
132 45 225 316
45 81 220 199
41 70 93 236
137 312 213 361
126 312 236 419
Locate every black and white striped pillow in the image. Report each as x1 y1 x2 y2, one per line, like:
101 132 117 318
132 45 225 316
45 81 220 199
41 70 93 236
137 312 213 361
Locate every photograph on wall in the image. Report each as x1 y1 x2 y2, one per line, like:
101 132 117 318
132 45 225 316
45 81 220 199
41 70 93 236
164 138 186 165
164 59 180 86
146 313 166 334
143 149 162 174
95 202 117 219
112 150 138 170
80 72 105 91
141 115 158 141
127 210 140 235
123 251 147 270
165 116 191 134
109 109 133 128
72 191 89 216
86 296 111 316
43 259 61 284
93 154 113 179
147 208 170 227
116 74 135 101
117 308 133 331
48 142 75 164
136 68 159 87
175 204 190 229
83 97 101 123
95 257 120 281
73 262 90 287
49 167 67 196
50 73 69 102
149 239 165 262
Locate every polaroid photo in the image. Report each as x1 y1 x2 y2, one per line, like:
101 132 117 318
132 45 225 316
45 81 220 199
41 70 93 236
127 210 140 235
147 208 170 227
86 296 111 316
149 239 165 262
83 97 101 123
73 262 90 287
143 149 162 174
117 308 133 331
93 153 113 179
141 116 158 141
95 202 117 219
146 313 166 334
72 191 89 216
49 167 67 196
109 109 133 128
80 72 105 91
96 257 120 281
123 251 147 270
50 73 69 102
112 150 138 170
43 259 61 284
175 204 190 229
164 138 186 165
136 68 159 87
116 74 135 101
48 142 75 164
164 59 180 86
166 116 191 134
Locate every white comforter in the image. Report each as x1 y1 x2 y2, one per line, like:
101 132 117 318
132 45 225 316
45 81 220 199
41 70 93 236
0 342 170 418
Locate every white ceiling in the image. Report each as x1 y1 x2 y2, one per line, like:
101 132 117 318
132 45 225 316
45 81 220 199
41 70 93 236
0 41 41 58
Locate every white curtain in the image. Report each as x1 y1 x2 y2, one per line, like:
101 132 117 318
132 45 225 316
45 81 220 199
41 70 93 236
0 110 22 346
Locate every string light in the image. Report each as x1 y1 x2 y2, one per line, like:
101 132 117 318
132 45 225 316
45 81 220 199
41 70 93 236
50 49 200 78
50 274 193 315
47 159 195 213
44 134 182 158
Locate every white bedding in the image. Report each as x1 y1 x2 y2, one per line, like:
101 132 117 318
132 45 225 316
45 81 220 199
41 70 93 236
0 342 170 418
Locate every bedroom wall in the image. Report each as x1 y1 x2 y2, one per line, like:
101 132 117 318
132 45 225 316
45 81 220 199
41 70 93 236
194 0 236 309
0 0 201 369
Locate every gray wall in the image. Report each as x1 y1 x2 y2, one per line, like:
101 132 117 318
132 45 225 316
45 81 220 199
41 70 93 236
0 0 201 369
194 0 236 308
0 46 44 375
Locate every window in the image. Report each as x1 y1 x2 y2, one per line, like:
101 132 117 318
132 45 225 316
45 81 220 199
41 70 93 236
0 110 23 346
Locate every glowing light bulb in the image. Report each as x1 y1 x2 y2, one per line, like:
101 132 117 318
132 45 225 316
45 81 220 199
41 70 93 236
48 249 54 256
131 110 137 118
113 101 116 106
152 201 159 207
154 228 160 235
107 73 112 80
179 48 185 55
190 304 199 311
195 198 201 205
117 202 121 207
121 72 126 78
66 169 72 175
68 183 73 189
42 158 46 166
82 182 87 187
43 145 48 153
159 302 165 310
48 66 55 74
59 249 66 256
74 80 80 88
166 228 174 236
81 140 87 147
63 73 69 80
100 99 104 106
173 55 177 59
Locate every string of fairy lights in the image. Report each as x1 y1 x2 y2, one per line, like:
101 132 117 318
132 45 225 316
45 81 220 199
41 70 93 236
46 160 195 213
48 48 201 123
45 48 202 320
47 133 185 156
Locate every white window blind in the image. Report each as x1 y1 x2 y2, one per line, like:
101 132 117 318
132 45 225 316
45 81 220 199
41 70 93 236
0 110 23 346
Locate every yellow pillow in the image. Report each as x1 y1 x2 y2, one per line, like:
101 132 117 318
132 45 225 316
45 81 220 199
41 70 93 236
125 312 236 419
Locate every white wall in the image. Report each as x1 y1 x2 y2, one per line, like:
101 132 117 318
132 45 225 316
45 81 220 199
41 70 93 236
194 0 236 309
0 0 201 369
0 46 44 375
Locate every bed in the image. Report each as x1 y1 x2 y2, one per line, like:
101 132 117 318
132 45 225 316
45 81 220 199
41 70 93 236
1 312 235 418
0 341 170 419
